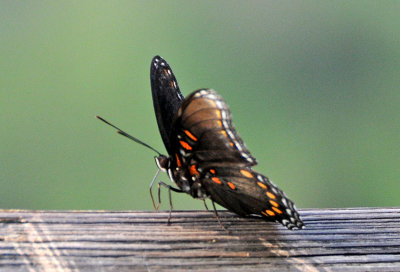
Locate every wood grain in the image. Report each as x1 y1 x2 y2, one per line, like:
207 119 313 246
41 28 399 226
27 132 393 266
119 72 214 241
1 208 400 271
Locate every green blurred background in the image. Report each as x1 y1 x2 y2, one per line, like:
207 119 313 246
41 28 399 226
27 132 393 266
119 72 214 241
1 1 399 211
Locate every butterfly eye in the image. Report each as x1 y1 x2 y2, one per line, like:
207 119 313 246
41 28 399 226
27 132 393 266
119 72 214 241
154 155 169 172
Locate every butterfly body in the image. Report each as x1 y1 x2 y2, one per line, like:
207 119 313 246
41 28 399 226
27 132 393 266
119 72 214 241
151 58 304 230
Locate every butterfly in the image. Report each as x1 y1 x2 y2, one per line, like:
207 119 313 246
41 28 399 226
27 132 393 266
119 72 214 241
97 56 304 230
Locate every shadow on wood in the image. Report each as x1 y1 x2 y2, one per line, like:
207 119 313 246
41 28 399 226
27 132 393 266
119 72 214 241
1 208 400 271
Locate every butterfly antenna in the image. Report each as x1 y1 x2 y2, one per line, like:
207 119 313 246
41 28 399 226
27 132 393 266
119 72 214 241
96 115 162 156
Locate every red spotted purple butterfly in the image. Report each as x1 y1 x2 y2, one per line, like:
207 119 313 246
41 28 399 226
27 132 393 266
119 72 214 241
97 56 304 230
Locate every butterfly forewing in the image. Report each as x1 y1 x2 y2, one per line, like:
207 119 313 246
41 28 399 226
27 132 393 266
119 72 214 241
150 56 184 155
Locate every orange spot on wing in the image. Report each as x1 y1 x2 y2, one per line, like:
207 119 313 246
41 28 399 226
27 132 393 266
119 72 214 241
269 200 279 207
184 130 198 141
209 169 216 174
227 182 236 190
211 177 222 185
220 130 228 137
240 169 254 178
163 69 169 75
179 140 192 150
175 153 182 167
209 100 217 107
257 182 268 190
216 110 222 119
266 192 276 199
261 210 276 217
229 142 234 147
272 207 283 214
265 209 275 216
261 211 268 217
189 164 199 176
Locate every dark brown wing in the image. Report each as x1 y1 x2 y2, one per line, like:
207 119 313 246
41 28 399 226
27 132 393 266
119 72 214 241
171 89 303 230
173 89 257 166
200 166 304 230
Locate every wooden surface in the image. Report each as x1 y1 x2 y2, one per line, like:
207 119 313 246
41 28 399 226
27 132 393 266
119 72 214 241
1 208 400 271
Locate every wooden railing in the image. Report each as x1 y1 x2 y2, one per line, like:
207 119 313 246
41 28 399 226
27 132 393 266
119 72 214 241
1 208 400 271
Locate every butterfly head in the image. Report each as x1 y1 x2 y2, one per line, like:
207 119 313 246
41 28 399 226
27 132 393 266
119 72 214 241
155 155 169 172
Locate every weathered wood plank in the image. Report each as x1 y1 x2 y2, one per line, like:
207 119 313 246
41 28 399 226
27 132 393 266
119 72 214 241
1 208 400 271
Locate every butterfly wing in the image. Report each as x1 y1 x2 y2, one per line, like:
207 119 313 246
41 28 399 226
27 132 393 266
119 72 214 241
201 166 304 229
172 89 303 229
173 89 257 166
150 56 184 155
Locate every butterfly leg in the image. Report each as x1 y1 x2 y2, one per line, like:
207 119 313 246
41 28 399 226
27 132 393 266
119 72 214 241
156 181 184 225
150 187 159 211
149 168 162 210
202 199 209 211
211 200 228 232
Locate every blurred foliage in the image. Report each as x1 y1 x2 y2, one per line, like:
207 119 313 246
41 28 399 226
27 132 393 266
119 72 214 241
1 1 399 210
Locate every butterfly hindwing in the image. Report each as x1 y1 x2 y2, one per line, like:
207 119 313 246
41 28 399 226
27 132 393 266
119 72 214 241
200 166 304 229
